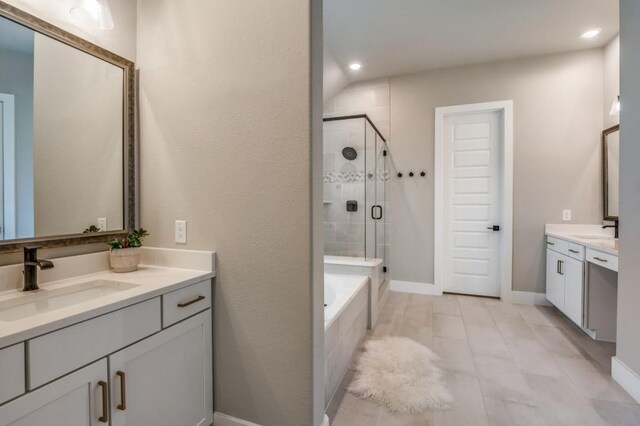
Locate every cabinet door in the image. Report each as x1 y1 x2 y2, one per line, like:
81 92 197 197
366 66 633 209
563 256 585 326
0 360 108 426
109 310 213 426
546 249 565 309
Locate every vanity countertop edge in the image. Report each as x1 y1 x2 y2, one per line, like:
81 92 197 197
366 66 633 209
545 224 618 256
0 248 216 349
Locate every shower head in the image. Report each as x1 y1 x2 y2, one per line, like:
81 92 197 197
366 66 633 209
342 147 358 161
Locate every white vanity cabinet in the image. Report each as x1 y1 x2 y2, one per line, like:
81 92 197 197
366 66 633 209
109 311 212 426
546 236 585 326
0 279 213 426
0 360 109 426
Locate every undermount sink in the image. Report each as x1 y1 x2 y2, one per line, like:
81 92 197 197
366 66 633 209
0 280 138 322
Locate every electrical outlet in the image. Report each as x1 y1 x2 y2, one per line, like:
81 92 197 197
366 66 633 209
175 220 187 244
97 218 107 231
562 210 572 221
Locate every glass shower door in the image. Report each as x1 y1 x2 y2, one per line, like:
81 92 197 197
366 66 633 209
365 120 377 260
375 134 388 282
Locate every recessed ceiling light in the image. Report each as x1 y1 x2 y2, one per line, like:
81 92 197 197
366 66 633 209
581 28 602 39
349 62 362 71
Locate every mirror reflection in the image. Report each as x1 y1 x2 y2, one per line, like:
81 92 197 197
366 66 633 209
0 15 124 241
604 125 619 219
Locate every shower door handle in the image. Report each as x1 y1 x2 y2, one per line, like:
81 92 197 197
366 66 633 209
371 205 383 220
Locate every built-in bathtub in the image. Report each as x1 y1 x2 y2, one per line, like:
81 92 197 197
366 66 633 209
324 274 368 408
324 255 388 328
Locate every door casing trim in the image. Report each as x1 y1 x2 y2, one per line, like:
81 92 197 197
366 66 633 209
434 100 514 300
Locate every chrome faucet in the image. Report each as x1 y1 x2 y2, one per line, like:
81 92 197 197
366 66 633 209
602 219 619 239
23 246 54 291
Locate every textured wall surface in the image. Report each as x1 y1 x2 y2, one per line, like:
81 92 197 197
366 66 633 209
137 0 319 424
618 0 640 381
604 35 620 129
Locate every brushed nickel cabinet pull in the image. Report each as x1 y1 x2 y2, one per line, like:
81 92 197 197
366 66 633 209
557 260 564 275
569 249 580 254
98 380 109 423
594 257 608 263
178 295 205 308
547 241 555 245
117 371 127 410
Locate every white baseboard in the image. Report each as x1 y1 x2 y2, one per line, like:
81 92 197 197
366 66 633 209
390 280 442 296
214 412 261 426
508 291 552 306
390 282 550 306
612 356 640 403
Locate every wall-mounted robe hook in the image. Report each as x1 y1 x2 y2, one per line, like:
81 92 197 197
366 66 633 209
420 171 426 177
397 172 403 178
409 172 414 177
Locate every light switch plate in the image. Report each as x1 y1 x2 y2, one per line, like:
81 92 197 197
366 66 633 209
175 220 187 244
562 210 572 221
98 218 107 231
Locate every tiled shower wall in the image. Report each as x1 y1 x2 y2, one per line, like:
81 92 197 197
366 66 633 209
323 79 391 259
323 119 366 256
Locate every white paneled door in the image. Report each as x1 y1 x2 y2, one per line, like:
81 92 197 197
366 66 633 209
443 111 502 297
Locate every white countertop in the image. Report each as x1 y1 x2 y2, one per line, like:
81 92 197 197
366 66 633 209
545 224 618 256
0 248 215 348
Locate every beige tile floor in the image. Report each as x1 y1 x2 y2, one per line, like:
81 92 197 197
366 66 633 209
326 292 640 426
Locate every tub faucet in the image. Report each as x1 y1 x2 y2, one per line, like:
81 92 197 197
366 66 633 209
23 246 54 291
602 219 619 239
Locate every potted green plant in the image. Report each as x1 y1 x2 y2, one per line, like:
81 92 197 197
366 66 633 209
108 228 149 272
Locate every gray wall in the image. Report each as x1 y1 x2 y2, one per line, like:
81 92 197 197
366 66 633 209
617 0 640 381
0 47 34 238
604 35 620 129
33 34 123 236
137 0 320 424
389 49 604 293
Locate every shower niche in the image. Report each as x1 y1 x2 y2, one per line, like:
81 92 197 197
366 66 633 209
323 115 389 273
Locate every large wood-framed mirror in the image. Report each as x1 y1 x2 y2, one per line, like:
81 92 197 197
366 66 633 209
603 124 619 221
0 1 135 253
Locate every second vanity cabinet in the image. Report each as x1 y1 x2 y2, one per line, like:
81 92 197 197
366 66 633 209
0 279 213 426
546 237 585 326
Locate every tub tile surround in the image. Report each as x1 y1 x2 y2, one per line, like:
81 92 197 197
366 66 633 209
0 247 215 348
325 274 369 408
325 256 388 328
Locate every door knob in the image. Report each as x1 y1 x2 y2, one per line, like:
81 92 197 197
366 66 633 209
487 225 500 231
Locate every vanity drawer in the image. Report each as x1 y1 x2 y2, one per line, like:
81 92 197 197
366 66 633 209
0 343 25 404
163 280 211 328
566 243 586 261
27 297 161 390
546 236 569 254
586 248 618 272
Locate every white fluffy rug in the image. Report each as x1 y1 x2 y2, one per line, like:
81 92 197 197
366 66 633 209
348 336 453 414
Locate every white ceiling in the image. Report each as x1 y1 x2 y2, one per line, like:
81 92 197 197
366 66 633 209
324 0 619 82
